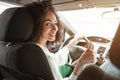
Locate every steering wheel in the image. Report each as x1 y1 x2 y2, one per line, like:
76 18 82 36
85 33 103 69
60 35 91 67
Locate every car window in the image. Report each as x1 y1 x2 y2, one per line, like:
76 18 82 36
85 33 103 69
0 1 17 14
58 8 120 40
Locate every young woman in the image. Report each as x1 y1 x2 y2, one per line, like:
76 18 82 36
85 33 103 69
25 1 97 80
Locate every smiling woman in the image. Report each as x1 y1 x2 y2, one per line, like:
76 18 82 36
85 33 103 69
0 0 120 80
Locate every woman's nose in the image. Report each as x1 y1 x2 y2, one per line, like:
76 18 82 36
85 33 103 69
52 25 58 31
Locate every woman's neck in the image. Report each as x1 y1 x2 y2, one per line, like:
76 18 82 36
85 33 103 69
36 38 47 47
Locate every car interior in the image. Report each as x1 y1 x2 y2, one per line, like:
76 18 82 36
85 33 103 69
77 24 120 80
0 0 120 80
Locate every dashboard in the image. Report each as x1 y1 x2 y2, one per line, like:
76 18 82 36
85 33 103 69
87 36 111 43
77 36 112 65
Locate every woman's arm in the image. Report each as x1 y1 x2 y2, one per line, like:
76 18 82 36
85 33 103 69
54 46 70 65
54 34 84 65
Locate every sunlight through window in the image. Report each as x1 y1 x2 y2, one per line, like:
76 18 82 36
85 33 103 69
58 8 120 40
0 1 17 14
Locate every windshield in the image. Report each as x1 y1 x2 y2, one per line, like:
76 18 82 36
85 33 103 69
58 8 120 40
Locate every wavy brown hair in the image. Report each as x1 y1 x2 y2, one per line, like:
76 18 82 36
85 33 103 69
25 0 64 50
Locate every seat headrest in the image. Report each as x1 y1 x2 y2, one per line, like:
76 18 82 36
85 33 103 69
109 24 120 69
0 7 33 42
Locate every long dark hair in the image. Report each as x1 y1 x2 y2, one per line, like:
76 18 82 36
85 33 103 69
25 0 65 50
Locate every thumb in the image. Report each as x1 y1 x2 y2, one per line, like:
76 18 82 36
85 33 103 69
88 42 94 50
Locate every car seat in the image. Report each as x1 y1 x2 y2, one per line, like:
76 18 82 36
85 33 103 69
0 64 45 80
0 7 54 80
77 25 120 80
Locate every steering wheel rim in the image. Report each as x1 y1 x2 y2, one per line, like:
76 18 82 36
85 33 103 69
60 35 91 67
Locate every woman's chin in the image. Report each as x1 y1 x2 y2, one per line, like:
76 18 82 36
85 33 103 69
48 38 55 41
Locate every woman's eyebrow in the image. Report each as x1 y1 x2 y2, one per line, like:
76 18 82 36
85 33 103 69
44 19 57 23
43 19 51 22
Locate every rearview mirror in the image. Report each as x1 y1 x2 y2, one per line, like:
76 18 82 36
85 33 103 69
102 7 120 21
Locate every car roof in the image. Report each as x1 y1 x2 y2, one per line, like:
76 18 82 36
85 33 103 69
1 0 120 11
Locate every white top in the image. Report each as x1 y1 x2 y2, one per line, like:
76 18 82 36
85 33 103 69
37 44 70 80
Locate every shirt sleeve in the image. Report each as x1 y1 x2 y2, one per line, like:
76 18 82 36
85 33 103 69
69 73 77 80
54 46 69 65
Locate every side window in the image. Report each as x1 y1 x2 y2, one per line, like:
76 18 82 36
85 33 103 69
0 2 17 14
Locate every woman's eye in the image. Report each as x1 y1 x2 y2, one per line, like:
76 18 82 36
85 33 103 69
45 22 58 27
46 23 51 26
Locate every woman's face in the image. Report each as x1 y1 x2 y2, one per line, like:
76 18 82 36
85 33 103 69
41 11 58 42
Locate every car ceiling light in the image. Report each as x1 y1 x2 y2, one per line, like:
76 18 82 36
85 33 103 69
78 3 83 7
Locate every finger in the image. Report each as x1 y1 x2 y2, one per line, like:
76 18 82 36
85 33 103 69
94 53 100 58
83 59 97 64
88 56 97 63
88 42 94 50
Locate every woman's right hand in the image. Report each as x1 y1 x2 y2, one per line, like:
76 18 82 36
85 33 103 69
78 42 97 65
72 42 97 76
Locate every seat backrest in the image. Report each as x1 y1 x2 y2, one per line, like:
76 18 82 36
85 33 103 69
0 7 33 66
109 24 120 69
0 7 54 80
0 64 45 80
77 64 120 80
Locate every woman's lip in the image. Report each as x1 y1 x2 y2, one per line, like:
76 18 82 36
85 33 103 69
49 33 55 37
